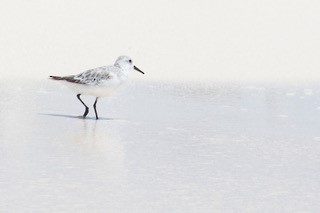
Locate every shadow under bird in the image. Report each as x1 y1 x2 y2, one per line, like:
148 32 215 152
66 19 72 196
49 55 144 119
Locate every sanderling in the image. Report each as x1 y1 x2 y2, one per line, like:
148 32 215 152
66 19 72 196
50 55 144 119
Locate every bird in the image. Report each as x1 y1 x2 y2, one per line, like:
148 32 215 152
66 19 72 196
49 55 144 120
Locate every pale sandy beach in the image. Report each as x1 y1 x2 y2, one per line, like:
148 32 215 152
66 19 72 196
1 80 320 212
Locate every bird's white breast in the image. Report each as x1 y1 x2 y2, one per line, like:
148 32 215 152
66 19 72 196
62 74 126 97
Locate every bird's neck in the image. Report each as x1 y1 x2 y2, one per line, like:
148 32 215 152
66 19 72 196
117 68 130 81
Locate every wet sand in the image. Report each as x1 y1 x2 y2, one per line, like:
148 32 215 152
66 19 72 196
1 80 320 212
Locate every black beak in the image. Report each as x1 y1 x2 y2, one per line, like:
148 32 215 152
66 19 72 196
134 65 144 74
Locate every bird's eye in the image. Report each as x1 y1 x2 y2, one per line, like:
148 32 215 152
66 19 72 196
129 59 132 63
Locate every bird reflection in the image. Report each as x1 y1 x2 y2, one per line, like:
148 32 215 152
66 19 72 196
39 113 114 147
71 119 100 147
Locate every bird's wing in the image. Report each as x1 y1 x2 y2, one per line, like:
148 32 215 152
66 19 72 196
66 66 113 85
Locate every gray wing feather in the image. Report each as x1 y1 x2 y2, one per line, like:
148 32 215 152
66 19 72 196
50 66 114 85
70 66 112 85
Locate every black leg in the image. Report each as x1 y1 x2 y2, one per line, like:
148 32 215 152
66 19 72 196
93 97 99 120
76 94 89 118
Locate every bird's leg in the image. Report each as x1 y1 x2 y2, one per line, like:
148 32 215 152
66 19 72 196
77 94 89 118
93 97 99 120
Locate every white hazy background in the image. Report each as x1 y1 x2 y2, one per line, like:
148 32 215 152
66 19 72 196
0 0 319 82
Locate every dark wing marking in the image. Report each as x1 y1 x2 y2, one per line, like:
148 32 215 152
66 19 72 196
50 75 83 84
49 75 65 80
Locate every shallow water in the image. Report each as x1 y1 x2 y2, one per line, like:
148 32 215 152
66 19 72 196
1 80 320 212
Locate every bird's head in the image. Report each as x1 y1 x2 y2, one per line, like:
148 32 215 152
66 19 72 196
114 56 144 74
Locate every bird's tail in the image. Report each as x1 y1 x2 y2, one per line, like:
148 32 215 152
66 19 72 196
49 76 64 80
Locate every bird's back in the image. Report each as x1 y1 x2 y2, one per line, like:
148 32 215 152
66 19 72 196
50 65 125 97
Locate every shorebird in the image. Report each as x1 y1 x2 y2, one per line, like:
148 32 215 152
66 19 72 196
50 55 144 119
